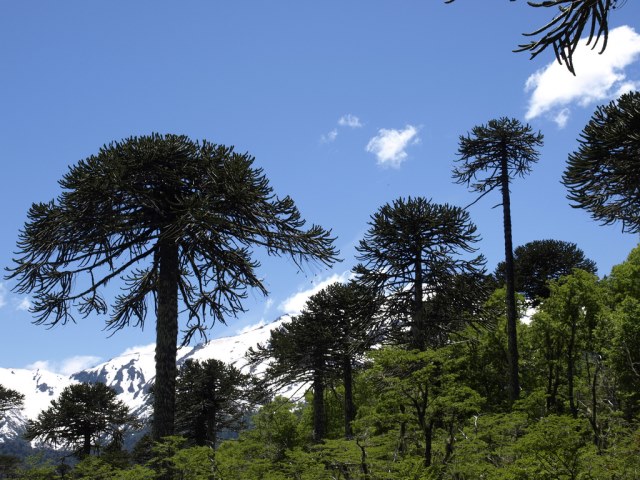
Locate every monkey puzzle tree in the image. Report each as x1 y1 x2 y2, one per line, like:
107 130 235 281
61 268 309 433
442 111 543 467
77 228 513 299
300 280 382 438
175 359 251 447
24 382 138 457
494 239 597 305
445 0 620 75
563 91 640 234
0 385 24 418
7 133 339 441
453 117 543 402
355 196 486 351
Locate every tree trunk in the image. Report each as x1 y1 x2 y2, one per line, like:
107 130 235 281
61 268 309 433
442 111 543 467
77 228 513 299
412 247 425 351
312 367 326 442
568 319 578 418
500 153 520 402
83 431 91 457
343 356 356 439
152 237 180 441
423 419 434 468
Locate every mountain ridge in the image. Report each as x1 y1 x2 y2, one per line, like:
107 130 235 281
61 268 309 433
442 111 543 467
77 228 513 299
0 315 291 444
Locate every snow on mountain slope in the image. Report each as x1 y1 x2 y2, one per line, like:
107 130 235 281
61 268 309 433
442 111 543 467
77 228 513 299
0 316 291 442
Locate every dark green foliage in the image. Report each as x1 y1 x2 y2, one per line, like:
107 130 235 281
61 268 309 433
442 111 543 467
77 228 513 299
248 312 333 442
249 281 382 442
445 0 616 75
0 385 24 417
563 91 640 233
494 239 598 304
175 358 251 447
355 196 486 350
453 116 543 403
24 382 139 458
7 133 339 441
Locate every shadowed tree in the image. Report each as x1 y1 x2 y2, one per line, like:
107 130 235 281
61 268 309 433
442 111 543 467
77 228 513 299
0 385 24 418
24 382 138 457
248 281 380 442
175 358 252 448
453 117 543 402
248 311 333 442
7 133 339 442
445 0 622 75
495 239 597 305
300 280 382 438
563 91 640 233
355 197 486 351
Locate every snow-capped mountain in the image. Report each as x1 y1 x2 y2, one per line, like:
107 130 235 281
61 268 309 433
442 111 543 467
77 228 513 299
0 316 291 444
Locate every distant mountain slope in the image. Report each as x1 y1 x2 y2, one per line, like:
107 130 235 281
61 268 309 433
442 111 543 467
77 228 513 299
0 316 291 444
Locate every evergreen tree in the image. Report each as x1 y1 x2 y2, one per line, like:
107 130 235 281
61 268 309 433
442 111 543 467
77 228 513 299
445 0 617 75
494 239 597 305
7 133 339 441
355 197 486 351
453 117 543 402
24 382 138 457
0 385 24 417
563 91 640 233
248 310 333 442
175 358 251 447
300 280 382 438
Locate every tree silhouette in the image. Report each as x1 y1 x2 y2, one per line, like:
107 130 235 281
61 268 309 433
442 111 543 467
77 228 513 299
24 383 138 457
445 0 620 75
355 196 485 351
7 133 339 441
563 91 640 234
453 117 543 402
175 359 252 447
0 385 24 417
495 239 597 305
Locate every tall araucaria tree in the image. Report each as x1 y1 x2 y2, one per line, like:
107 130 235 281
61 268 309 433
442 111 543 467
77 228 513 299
563 91 640 234
355 196 486 351
6 133 339 441
453 117 544 402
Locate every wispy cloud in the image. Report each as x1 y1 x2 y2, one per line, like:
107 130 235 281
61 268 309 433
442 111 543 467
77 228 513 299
320 113 363 143
320 128 338 143
524 25 640 128
26 355 102 376
279 271 353 315
0 283 6 308
16 297 31 311
338 114 363 128
366 125 420 168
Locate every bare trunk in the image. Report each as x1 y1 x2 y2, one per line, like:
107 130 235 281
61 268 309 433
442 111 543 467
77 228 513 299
152 237 179 441
343 356 355 439
568 320 578 418
501 153 520 402
412 247 425 350
312 367 326 442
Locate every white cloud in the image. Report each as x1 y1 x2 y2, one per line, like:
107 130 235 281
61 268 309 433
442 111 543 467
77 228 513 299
0 283 6 308
320 128 338 143
338 114 363 128
553 108 571 129
237 319 268 334
26 355 102 376
525 25 640 125
366 125 420 168
120 343 155 357
16 297 31 311
278 271 353 315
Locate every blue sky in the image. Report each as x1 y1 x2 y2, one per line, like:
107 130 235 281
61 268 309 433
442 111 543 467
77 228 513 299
1 1 639 373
